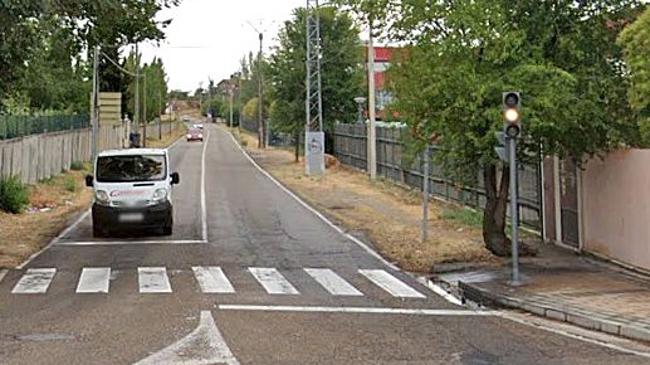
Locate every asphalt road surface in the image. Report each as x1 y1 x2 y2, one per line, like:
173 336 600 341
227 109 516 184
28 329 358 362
1 124 649 364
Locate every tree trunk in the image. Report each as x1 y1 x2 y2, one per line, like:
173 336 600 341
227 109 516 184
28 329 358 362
482 163 511 256
294 128 300 163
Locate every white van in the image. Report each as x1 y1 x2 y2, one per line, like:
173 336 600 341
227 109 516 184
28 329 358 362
85 148 180 237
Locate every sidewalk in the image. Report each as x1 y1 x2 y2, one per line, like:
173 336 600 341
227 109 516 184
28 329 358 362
436 244 650 342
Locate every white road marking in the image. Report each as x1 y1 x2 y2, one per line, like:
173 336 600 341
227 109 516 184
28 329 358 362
501 311 650 359
133 310 240 365
359 269 425 298
12 268 57 294
56 239 206 246
248 267 299 295
218 304 496 316
225 129 400 271
138 267 172 293
418 277 464 306
200 128 209 242
304 268 363 296
192 266 235 294
76 267 111 293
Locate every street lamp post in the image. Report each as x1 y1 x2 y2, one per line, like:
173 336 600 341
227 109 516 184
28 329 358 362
354 97 366 124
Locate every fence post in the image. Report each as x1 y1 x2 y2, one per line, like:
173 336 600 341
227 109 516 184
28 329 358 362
422 145 430 243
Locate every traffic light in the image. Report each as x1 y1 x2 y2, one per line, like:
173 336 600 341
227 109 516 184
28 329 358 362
502 91 521 138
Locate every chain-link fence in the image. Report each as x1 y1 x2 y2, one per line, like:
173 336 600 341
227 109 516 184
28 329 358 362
0 114 89 140
333 123 542 232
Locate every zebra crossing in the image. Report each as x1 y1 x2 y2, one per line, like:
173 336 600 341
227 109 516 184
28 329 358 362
5 266 427 299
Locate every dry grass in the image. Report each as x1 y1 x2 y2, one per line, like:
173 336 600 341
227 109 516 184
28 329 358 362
146 123 188 149
230 126 499 273
0 168 92 268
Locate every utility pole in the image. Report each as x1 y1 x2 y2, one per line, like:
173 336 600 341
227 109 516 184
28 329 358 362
367 23 377 180
135 43 140 147
258 32 265 148
158 90 162 139
238 67 243 132
91 45 100 161
229 87 234 128
142 74 147 147
305 0 325 176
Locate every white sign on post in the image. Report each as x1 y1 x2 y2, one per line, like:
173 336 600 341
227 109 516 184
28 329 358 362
305 131 325 176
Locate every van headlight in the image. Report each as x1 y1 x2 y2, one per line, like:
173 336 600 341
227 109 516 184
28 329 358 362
95 190 110 205
198 133 203 138
152 188 168 202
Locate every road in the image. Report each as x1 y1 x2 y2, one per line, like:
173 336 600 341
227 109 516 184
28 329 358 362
1 123 649 364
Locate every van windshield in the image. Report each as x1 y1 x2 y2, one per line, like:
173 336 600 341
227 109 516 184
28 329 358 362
96 155 166 183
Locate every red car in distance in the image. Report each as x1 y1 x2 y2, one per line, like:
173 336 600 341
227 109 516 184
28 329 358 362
186 128 203 142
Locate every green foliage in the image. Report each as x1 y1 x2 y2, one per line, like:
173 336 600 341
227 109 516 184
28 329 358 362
0 176 30 214
70 161 85 171
269 6 363 137
124 52 170 123
0 0 179 114
63 176 77 193
336 0 642 253
243 98 259 121
441 207 483 228
618 6 650 143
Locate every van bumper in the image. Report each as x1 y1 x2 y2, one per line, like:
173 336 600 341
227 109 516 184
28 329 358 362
92 201 173 231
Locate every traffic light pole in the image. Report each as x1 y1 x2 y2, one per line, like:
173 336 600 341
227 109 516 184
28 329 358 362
508 136 521 285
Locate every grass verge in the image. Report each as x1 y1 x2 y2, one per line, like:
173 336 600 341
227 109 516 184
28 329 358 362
0 165 92 268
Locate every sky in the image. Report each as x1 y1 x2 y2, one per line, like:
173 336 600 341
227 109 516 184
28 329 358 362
139 0 307 93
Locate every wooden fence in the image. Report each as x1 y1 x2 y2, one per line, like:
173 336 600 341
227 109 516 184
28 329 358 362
0 125 124 184
333 123 543 231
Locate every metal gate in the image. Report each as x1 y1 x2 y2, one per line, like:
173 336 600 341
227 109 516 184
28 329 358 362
560 159 580 247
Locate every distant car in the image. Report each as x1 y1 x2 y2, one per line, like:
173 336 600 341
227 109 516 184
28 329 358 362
182 116 191 122
186 128 203 142
193 123 204 130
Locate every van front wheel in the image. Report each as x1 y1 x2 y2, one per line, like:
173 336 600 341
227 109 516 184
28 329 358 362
93 224 107 238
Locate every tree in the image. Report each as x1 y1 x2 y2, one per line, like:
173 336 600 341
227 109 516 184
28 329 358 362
618 6 650 143
337 0 641 255
269 5 363 160
0 0 179 113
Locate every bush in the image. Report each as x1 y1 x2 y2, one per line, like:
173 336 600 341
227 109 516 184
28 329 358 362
441 207 483 228
0 176 30 214
64 176 77 192
70 161 85 171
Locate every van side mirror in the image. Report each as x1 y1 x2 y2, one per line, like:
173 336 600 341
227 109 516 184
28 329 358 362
170 172 180 185
85 175 94 187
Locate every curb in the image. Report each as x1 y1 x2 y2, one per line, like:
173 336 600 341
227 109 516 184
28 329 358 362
458 281 650 343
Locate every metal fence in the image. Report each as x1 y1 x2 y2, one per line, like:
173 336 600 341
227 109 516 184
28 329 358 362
0 114 89 140
333 123 542 231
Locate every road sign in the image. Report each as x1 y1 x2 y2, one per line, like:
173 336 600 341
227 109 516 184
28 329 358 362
494 131 509 162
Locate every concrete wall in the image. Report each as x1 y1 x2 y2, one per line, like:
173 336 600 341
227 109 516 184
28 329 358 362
582 149 650 270
0 125 124 184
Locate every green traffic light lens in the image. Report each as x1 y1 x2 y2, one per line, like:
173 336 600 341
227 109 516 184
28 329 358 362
505 124 520 138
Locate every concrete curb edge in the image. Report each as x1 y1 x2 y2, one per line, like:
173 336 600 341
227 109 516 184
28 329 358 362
458 281 650 343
